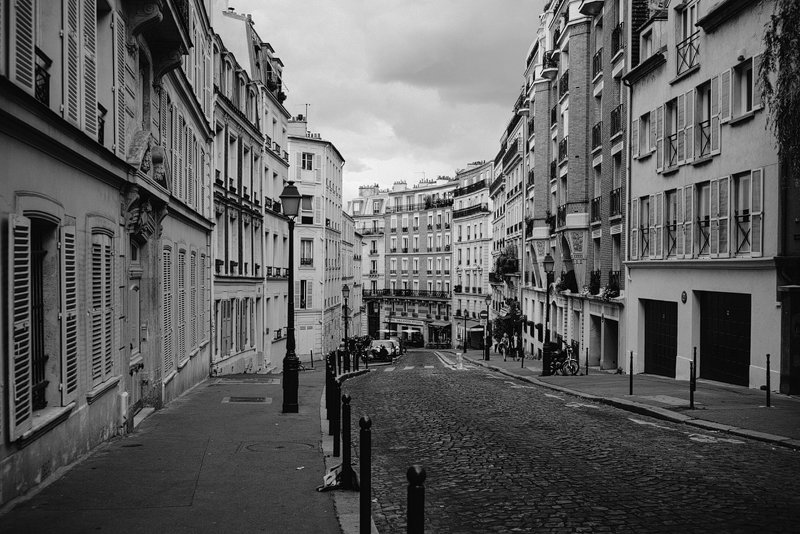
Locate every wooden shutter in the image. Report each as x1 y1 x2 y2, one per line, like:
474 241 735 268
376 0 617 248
630 197 639 259
710 75 720 154
710 179 719 256
306 281 313 309
8 214 33 439
314 196 321 225
160 88 167 146
294 280 301 309
649 110 656 153
60 225 79 404
9 0 35 94
751 168 763 257
753 53 764 110
63 0 80 125
296 152 302 181
676 94 686 164
82 0 98 138
188 135 195 208
655 192 664 259
112 11 126 157
655 105 664 172
315 155 322 183
718 176 730 256
648 195 656 259
163 248 173 374
631 118 639 158
685 90 695 162
675 188 685 258
190 252 197 348
177 251 185 362
720 69 732 123
103 234 113 378
683 185 694 257
90 233 113 384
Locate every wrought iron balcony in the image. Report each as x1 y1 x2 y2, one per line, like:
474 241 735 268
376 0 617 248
677 31 700 75
557 204 567 228
35 48 51 106
558 136 569 162
559 70 569 98
300 257 313 266
666 222 678 257
592 48 603 78
453 203 490 219
698 119 711 158
611 22 625 55
591 196 602 222
666 133 678 169
610 187 622 216
453 179 487 197
592 121 603 150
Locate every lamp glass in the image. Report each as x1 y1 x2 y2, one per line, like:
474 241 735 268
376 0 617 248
543 253 555 274
280 180 302 217
342 283 350 299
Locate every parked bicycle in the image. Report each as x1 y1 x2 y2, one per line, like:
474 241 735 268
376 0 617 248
553 340 580 376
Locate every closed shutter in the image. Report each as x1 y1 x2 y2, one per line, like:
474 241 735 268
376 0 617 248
81 0 98 138
9 0 35 94
90 233 113 385
683 185 694 257
112 11 126 157
160 87 167 146
649 110 656 153
296 152 302 181
720 69 732 123
8 214 33 439
103 235 113 377
753 54 764 109
675 188 685 258
710 75 720 154
306 281 313 309
655 105 664 172
294 280 301 309
647 195 655 259
171 105 178 190
60 226 79 404
655 192 664 259
187 135 195 208
630 197 639 259
751 168 763 257
676 94 685 164
315 155 322 183
710 179 719 256
63 0 80 125
190 252 197 348
314 196 321 225
631 118 639 158
685 90 694 161
177 251 186 362
163 248 173 374
718 176 730 256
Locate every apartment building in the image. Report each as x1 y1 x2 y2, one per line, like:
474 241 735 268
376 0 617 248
287 116 345 357
342 214 363 343
347 184 390 337
452 161 494 349
623 0 783 389
0 0 213 505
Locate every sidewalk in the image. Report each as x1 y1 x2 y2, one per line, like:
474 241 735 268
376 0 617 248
455 351 800 450
0 369 342 534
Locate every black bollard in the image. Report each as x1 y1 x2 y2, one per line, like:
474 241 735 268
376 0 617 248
340 395 359 490
333 380 341 456
585 348 589 376
360 416 372 534
407 465 426 534
326 353 334 421
689 360 695 410
310 349 314 369
629 351 634 395
766 353 771 408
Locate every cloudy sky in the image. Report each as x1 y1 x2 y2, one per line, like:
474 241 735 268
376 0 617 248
236 0 546 203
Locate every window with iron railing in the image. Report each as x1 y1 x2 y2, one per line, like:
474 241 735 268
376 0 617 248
696 216 711 255
677 32 700 75
557 204 567 227
558 136 569 162
611 104 623 136
666 133 678 168
592 121 603 150
550 105 558 127
559 70 569 98
592 48 603 78
698 119 712 158
550 160 557 180
666 222 678 257
639 227 650 257
611 22 625 55
591 196 602 222
35 48 52 107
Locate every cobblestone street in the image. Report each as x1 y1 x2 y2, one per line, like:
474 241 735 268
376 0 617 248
343 350 800 533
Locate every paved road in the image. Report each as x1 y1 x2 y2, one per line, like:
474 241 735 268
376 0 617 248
343 350 800 533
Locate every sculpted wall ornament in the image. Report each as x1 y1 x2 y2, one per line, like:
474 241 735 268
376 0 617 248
570 231 584 254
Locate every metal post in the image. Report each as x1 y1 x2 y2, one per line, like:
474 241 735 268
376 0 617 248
341 394 358 490
689 361 695 410
310 349 314 369
360 416 372 534
333 380 341 457
282 217 299 413
326 353 334 422
407 465 426 534
766 353 771 408
544 273 552 344
463 310 468 353
585 348 589 376
629 351 634 395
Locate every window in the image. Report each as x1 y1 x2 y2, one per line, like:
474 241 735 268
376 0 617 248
676 1 699 75
301 195 314 224
297 280 312 309
301 239 313 266
733 169 763 256
190 252 197 348
732 55 763 118
302 152 314 170
696 182 711 255
163 247 174 374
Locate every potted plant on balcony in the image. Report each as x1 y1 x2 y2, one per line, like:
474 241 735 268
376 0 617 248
601 276 620 301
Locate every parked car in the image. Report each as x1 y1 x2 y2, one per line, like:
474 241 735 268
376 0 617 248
371 339 399 360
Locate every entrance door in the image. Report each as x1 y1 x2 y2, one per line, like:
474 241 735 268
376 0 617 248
700 291 751 386
644 300 678 378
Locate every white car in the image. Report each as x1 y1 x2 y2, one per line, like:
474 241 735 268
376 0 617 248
371 339 399 360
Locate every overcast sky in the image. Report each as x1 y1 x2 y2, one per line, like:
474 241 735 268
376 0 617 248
235 0 546 203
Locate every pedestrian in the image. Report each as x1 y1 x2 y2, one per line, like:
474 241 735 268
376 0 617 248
502 333 509 361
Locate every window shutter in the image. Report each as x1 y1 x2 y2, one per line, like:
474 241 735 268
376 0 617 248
676 94 686 164
753 53 764 109
675 188 685 258
685 90 694 161
8 214 33 439
710 75 720 154
60 225 79 404
9 0 35 94
718 176 730 256
656 105 664 172
684 185 694 257
314 196 321 225
112 11 126 158
294 280 301 309
177 251 185 362
631 118 639 158
171 105 178 188
649 110 656 152
190 252 197 348
647 195 656 259
630 197 638 259
296 152 302 180
720 69 732 123
63 0 80 125
306 281 313 308
655 192 664 259
187 135 195 208
162 248 173 374
90 236 104 383
81 0 98 138
315 155 322 183
710 179 719 257
751 168 763 257
103 235 113 378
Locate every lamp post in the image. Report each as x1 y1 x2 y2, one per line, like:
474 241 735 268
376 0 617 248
280 180 302 413
543 253 555 345
342 283 350 370
462 306 468 353
484 294 492 361
517 107 530 362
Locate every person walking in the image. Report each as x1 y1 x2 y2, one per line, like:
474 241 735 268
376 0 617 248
502 333 509 362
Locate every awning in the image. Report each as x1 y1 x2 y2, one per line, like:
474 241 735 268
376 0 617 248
429 321 451 327
468 325 487 332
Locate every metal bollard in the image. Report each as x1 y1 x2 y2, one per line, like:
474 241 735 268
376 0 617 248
344 349 351 373
333 380 341 456
326 353 334 421
310 349 314 369
766 353 771 408
521 349 525 369
629 351 634 395
407 465 426 534
585 348 589 376
360 416 372 534
689 360 695 410
341 395 358 490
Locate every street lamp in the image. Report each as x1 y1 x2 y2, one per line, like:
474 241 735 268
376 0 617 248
280 180 302 413
462 306 469 353
543 253 555 345
342 283 350 370
484 294 492 361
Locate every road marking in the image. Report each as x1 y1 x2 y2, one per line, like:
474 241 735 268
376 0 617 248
629 418 677 431
688 433 744 444
403 366 415 370
384 367 396 372
424 365 434 369
544 393 565 400
566 402 600 409
484 374 504 379
504 381 536 389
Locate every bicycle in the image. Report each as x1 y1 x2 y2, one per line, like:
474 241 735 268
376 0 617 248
554 340 580 376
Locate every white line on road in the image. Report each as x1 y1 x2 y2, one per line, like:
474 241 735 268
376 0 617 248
384 367 396 372
628 418 677 431
566 402 600 409
424 365 434 369
544 393 565 400
687 433 744 444
403 366 415 370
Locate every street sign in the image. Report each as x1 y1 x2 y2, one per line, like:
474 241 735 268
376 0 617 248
479 310 489 320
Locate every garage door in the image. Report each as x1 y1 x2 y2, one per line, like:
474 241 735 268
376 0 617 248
700 292 751 386
644 300 678 378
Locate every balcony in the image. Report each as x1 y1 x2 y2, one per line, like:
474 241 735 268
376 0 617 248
640 227 651 257
666 133 678 169
580 0 604 16
591 196 602 223
527 169 535 188
35 48 51 106
589 270 601 295
698 119 712 158
444 245 451 251
550 159 557 181
592 121 603 150
666 223 678 257
558 70 569 98
452 203 489 219
550 105 558 127
369 249 379 256
735 210 752 254
402 247 408 253
412 225 419 231
389 248 397 253
677 32 700 75
610 187 622 217
611 104 623 137
697 216 711 255
611 22 624 56
390 226 397 233
558 136 569 162
542 50 559 79
453 179 487 198
300 257 313 266
129 0 191 79
592 47 603 78
359 225 385 235
556 204 567 228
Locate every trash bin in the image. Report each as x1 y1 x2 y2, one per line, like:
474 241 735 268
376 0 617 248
541 342 559 376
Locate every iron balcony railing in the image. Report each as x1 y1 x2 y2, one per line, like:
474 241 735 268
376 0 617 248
558 136 569 162
677 31 700 75
550 104 558 127
362 289 451 299
453 179 487 197
300 257 313 266
611 104 623 136
550 159 557 180
591 196 602 222
666 133 678 168
359 226 385 235
559 70 569 98
592 48 603 78
640 227 651 257
735 210 751 254
502 138 521 168
453 203 490 219
610 187 622 216
557 204 567 228
611 22 625 55
697 216 711 255
589 270 601 295
384 197 454 214
666 222 678 257
698 119 711 158
592 121 603 150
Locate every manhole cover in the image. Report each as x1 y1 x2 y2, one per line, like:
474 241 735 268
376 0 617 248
238 441 316 453
222 396 273 404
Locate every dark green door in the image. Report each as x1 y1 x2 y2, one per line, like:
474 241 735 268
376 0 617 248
700 292 751 386
644 300 678 378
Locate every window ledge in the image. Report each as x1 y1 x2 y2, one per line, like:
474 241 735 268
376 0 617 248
692 154 713 167
18 403 76 449
200 339 210 350
590 219 602 227
87 375 121 405
164 369 177 385
612 49 624 64
662 165 679 176
637 150 654 161
670 64 700 85
610 131 623 144
729 110 756 126
609 214 623 223
178 357 190 370
190 347 200 359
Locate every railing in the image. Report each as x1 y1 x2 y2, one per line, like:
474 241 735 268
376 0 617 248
525 217 534 236
384 197 454 213
300 257 313 266
640 227 650 257
735 210 751 254
666 223 678 256
454 285 463 293
592 121 603 150
489 272 503 284
558 136 569 162
611 104 623 136
453 203 490 219
559 70 569 98
369 249 379 256
272 200 282 214
611 22 624 55
362 289 451 299
698 119 711 158
608 270 621 291
358 226 385 235
677 31 700 75
697 216 711 255
550 105 558 127
610 187 622 216
666 133 678 168
550 159 557 180
527 169 535 187
557 204 567 228
453 179 487 197
591 196 602 222
502 138 521 168
592 48 603 78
